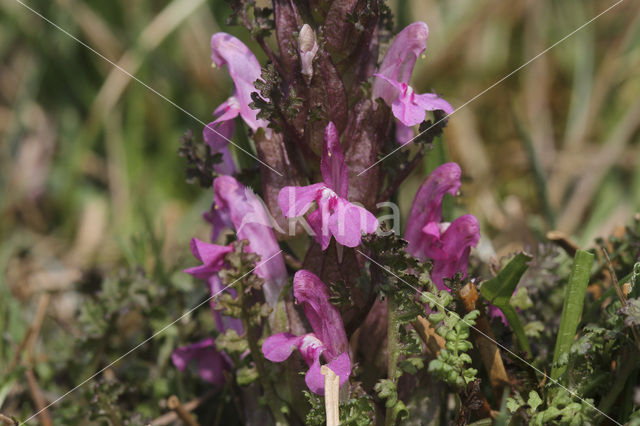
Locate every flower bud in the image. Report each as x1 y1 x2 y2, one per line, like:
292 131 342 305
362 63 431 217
298 24 318 84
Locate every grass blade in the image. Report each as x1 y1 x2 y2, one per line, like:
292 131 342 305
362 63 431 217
480 253 533 356
550 249 594 381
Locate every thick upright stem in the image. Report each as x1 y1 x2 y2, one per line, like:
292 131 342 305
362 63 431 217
385 297 400 426
237 282 288 425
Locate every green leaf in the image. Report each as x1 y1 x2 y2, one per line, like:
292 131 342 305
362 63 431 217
551 249 594 381
528 391 543 412
480 253 532 304
480 253 533 356
215 329 249 354
236 365 259 386
524 321 545 338
620 297 640 328
506 397 522 414
501 304 531 356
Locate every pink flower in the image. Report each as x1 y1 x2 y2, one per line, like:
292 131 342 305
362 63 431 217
171 338 230 385
184 238 243 333
204 33 269 173
278 122 379 250
262 270 351 395
372 22 453 137
209 176 287 307
488 304 508 326
405 163 480 290
374 74 454 127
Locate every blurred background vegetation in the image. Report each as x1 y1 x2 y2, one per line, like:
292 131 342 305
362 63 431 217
1 0 639 423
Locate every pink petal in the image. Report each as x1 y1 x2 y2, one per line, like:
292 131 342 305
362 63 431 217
488 304 508 326
328 199 378 248
428 214 480 290
321 122 349 198
418 222 447 260
171 338 227 385
204 104 236 149
277 183 325 218
413 92 454 115
304 350 351 395
439 214 480 258
392 94 427 127
405 163 462 259
422 221 442 241
189 238 232 266
212 97 242 126
184 239 233 279
305 356 326 395
293 270 349 358
262 333 305 362
373 73 401 91
396 122 415 145
197 348 227 385
326 351 351 387
308 207 332 251
210 33 266 131
372 22 429 104
203 202 233 243
203 101 239 175
297 333 326 366
213 176 287 306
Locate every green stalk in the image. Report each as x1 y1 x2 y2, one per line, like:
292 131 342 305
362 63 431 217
550 249 594 381
237 279 288 425
386 298 400 426
598 350 639 415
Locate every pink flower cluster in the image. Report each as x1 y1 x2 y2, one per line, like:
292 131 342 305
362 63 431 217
173 21 479 396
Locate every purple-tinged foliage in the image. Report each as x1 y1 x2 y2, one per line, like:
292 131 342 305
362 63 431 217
262 270 351 394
